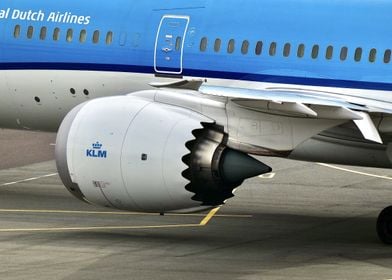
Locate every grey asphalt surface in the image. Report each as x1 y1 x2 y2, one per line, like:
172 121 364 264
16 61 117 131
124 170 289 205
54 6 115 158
0 129 391 279
0 128 55 169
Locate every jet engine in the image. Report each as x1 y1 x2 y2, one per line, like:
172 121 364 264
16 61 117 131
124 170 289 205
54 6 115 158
55 95 271 213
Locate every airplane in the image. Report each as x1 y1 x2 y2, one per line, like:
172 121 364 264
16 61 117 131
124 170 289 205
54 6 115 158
0 0 392 244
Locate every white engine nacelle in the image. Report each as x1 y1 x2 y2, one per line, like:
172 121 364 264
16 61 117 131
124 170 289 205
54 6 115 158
56 95 271 213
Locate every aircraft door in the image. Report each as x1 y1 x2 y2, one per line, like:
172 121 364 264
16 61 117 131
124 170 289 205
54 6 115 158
154 15 190 75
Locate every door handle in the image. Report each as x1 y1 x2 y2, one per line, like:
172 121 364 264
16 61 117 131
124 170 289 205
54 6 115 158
162 47 173 53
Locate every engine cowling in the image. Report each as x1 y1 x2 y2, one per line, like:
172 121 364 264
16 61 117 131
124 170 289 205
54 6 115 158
55 95 271 213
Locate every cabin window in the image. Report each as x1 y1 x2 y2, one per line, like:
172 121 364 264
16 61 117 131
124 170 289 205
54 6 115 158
200 37 207 52
214 38 221 52
132 32 141 48
227 39 235 54
311 45 319 59
119 32 127 46
297 44 305 58
283 43 291 57
14 25 21 38
175 36 182 51
354 47 362 62
340 46 348 61
241 40 249 55
106 31 113 45
255 41 263 55
384 49 391 63
93 30 100 44
27 26 34 39
79 30 87 43
369 48 376 63
269 42 277 56
66 29 73 42
53 28 60 41
39 27 47 40
326 46 333 60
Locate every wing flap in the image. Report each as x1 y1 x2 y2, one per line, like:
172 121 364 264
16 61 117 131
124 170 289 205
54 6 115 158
353 112 383 144
309 105 364 120
233 99 318 117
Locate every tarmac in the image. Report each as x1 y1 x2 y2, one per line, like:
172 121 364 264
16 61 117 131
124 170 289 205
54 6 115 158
0 128 391 280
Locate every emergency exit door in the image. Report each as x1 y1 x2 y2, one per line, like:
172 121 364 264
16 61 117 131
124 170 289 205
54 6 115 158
154 15 190 75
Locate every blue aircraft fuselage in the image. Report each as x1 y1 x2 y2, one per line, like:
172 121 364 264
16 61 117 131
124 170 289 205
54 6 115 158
0 0 391 90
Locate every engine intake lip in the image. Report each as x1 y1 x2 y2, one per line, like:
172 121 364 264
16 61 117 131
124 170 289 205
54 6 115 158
55 103 88 203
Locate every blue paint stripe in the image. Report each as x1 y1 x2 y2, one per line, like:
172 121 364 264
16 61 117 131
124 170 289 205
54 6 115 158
183 69 392 91
1 62 392 91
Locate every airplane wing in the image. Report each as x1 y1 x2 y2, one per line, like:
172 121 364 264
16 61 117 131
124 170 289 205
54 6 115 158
202 86 390 144
151 79 391 144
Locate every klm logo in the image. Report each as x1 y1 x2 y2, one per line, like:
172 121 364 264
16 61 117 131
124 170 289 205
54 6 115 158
86 142 107 158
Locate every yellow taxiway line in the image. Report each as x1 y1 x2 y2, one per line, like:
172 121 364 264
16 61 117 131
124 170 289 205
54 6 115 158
199 207 221 226
0 206 226 233
0 208 250 218
0 224 201 233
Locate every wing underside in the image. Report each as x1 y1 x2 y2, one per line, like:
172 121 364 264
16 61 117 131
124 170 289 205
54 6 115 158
201 85 392 144
150 79 392 145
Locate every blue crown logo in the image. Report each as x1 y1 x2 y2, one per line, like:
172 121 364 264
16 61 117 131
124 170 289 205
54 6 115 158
92 142 103 149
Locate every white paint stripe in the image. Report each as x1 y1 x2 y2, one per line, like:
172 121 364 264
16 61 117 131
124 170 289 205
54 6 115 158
259 172 276 179
49 143 56 146
317 163 392 180
0 173 58 186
